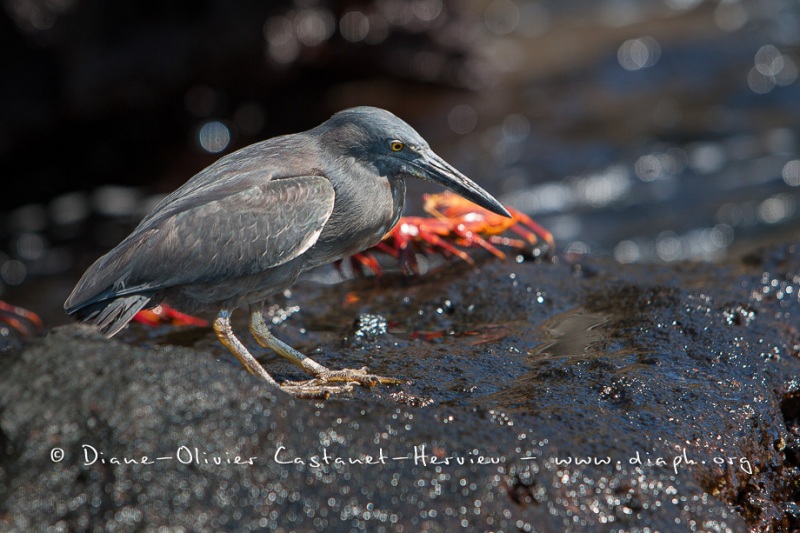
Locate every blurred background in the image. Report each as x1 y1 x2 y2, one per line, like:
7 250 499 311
1 0 800 326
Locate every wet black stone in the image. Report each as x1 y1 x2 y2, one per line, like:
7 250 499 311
3 244 800 530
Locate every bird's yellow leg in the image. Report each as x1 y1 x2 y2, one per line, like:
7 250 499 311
248 310 405 389
213 310 280 386
214 310 346 398
248 311 327 375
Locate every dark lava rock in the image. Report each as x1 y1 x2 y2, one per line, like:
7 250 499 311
3 244 800 531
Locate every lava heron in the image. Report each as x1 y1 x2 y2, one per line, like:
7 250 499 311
65 106 510 396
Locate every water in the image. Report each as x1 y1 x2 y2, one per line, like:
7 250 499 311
531 308 610 360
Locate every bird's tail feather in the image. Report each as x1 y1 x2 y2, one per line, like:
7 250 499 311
69 294 152 338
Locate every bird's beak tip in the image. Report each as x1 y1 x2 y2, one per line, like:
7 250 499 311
481 199 512 219
417 150 512 220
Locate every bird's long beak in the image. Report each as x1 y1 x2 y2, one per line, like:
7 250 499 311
411 149 511 218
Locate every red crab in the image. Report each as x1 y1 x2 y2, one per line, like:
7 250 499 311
0 301 43 337
344 191 554 275
132 304 209 328
0 300 207 337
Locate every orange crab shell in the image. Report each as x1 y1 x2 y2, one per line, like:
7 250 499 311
422 191 555 247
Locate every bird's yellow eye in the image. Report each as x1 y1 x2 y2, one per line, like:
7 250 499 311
390 140 404 152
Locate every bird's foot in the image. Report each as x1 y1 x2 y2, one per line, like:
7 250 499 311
279 380 355 400
314 366 406 387
279 367 404 399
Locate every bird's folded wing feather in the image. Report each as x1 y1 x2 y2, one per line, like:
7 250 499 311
65 176 335 309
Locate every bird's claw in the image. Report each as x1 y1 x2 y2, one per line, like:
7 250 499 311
316 367 406 387
278 367 404 398
279 381 352 399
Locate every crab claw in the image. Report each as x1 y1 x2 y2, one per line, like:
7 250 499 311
505 206 555 249
344 252 383 277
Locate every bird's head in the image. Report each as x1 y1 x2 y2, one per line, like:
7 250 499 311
318 107 511 218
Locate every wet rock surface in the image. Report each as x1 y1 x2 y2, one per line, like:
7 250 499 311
2 245 800 531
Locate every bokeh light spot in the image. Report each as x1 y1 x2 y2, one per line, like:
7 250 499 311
412 0 443 22
1 260 27 286
714 1 748 32
755 45 783 76
16 233 45 261
573 166 631 208
617 37 661 71
448 105 478 135
747 66 775 94
92 186 141 217
294 8 335 47
340 11 370 42
264 15 293 46
748 44 797 93
689 143 726 174
501 183 574 215
50 192 89 225
264 15 299 64
711 224 734 248
485 0 519 36
758 193 794 224
198 121 231 154
656 231 681 262
614 240 641 263
782 160 800 187
635 155 663 182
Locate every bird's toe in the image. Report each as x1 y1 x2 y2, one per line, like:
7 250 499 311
279 380 356 399
317 368 405 387
276 368 404 398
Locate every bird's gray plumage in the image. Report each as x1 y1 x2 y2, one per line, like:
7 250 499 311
65 106 508 339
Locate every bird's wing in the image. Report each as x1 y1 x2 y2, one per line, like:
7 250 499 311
134 138 292 232
65 176 335 311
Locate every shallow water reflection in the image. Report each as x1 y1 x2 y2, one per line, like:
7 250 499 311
531 307 610 360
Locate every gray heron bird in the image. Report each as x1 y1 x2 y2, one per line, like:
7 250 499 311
65 106 511 397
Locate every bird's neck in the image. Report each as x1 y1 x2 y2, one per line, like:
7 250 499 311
388 177 406 229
